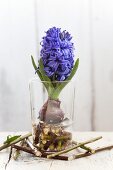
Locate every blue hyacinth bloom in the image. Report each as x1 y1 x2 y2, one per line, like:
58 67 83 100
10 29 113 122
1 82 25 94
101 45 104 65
40 27 75 81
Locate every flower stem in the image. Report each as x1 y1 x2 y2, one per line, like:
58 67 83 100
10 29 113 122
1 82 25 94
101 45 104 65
0 132 32 151
47 136 102 158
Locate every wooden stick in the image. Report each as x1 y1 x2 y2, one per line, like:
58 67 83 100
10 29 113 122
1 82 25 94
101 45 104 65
12 145 35 155
0 132 32 151
68 144 113 160
12 145 68 160
47 136 102 158
72 141 95 153
25 138 42 156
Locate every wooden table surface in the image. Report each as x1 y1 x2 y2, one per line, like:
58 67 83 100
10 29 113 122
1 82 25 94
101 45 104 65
0 132 113 170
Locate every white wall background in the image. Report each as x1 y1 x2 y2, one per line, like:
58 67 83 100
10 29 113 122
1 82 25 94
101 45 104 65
0 0 113 131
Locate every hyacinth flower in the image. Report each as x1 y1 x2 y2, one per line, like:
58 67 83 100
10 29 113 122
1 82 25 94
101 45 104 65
31 27 79 125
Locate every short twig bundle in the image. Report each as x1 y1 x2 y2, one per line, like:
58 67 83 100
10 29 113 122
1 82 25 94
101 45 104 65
0 132 113 161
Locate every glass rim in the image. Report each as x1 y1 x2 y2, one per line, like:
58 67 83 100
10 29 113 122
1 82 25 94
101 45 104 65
29 77 75 84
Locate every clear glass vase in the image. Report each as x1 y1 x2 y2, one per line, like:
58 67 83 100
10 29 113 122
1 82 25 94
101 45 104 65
29 77 75 151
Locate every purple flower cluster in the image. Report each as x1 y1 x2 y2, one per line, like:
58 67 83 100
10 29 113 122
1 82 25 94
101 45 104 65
40 27 75 81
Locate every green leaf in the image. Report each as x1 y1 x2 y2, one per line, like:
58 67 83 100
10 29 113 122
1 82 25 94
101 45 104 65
51 58 79 99
38 58 54 95
38 58 53 83
65 58 79 81
31 55 43 81
31 56 54 96
4 135 21 144
31 55 50 93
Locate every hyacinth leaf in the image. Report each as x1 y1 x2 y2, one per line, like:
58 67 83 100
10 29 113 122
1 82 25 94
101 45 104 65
51 58 79 100
38 58 53 83
31 56 53 94
31 55 43 81
65 58 79 81
4 135 21 144
38 58 54 95
31 56 55 96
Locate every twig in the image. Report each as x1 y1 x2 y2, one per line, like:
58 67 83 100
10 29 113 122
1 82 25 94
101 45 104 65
47 136 102 158
5 147 13 170
72 141 95 153
25 138 42 156
12 143 113 161
12 145 34 155
68 144 113 160
12 145 68 160
0 132 32 151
